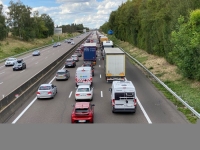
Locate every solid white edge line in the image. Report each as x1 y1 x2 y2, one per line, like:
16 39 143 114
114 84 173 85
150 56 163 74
12 97 37 124
12 76 56 124
136 96 152 124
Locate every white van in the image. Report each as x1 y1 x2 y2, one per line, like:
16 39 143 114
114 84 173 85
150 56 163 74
109 80 137 113
75 67 93 86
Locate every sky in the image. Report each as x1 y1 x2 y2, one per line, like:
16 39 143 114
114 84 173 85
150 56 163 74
0 0 128 29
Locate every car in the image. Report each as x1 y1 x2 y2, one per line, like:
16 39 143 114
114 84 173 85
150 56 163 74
13 59 26 71
71 54 79 62
71 41 75 45
74 51 82 57
71 102 95 123
67 40 71 44
57 42 61 46
53 43 58 47
55 69 70 81
64 39 68 43
5 57 17 67
65 58 76 68
75 84 94 101
32 50 40 56
36 84 57 99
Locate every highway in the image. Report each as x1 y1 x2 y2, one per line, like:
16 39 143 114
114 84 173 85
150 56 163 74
4 31 189 123
0 34 88 100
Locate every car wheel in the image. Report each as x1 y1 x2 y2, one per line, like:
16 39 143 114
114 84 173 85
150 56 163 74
5 65 7 67
13 69 15 71
112 106 115 113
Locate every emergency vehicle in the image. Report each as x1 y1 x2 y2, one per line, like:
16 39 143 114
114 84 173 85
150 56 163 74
75 67 93 86
109 80 137 113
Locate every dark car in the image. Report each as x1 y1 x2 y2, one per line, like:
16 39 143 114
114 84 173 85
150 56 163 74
65 58 76 68
13 59 26 71
53 43 58 47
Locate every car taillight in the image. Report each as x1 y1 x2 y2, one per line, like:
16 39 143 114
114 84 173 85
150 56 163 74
134 98 137 106
87 94 91 96
48 91 52 95
37 92 40 95
112 99 115 105
76 94 80 96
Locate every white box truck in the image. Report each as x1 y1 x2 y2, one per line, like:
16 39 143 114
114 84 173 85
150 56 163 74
109 80 137 113
103 48 125 82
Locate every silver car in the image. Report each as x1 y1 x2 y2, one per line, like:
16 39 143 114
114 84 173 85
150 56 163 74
55 69 70 81
32 50 40 56
37 84 57 99
5 58 17 67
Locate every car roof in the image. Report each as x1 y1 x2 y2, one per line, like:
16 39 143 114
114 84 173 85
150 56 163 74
57 69 67 72
75 102 90 108
66 58 74 61
40 84 52 86
77 84 90 88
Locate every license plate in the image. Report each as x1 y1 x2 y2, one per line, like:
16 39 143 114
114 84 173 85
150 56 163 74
68 65 71 66
126 104 133 107
79 120 86 123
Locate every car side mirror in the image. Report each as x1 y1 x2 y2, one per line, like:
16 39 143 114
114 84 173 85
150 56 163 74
72 104 75 107
91 104 95 106
109 88 112 92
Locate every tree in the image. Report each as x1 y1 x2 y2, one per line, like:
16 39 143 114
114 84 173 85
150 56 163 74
0 4 7 40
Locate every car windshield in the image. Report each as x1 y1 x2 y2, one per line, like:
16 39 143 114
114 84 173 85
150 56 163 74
75 108 89 113
7 58 15 61
77 88 90 92
39 86 51 90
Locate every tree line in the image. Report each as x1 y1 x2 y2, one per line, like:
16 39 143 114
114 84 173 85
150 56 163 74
100 0 200 81
0 0 87 41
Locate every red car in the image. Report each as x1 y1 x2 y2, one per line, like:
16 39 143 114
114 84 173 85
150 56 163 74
71 102 95 123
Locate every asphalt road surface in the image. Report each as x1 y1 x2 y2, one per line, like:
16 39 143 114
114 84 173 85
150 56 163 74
0 33 88 100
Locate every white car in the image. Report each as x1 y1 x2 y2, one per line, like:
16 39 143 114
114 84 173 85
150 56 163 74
5 58 17 67
71 54 79 62
75 85 93 101
71 41 75 45
57 42 61 46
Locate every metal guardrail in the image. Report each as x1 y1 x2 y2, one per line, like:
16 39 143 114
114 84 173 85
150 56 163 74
116 44 200 119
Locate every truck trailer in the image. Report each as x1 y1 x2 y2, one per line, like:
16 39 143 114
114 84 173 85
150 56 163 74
83 43 97 66
103 48 125 82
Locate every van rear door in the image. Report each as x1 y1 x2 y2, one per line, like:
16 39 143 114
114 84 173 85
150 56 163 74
76 68 92 85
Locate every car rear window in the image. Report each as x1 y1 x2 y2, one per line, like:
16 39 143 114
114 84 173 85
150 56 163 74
114 92 135 100
77 88 90 92
57 72 66 75
75 108 89 113
39 86 51 90
67 60 73 62
7 58 15 61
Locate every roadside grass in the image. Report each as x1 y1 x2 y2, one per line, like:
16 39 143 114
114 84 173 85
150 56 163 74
107 34 200 124
0 32 80 60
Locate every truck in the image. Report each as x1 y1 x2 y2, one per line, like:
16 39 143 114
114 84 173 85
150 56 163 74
109 80 137 113
103 48 125 82
83 43 97 66
100 36 108 46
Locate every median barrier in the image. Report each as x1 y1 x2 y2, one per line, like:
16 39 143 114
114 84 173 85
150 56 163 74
0 36 89 123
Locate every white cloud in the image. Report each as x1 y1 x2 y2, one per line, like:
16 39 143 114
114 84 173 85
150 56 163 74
1 0 127 29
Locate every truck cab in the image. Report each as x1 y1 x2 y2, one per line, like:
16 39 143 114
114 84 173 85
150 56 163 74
109 81 137 113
